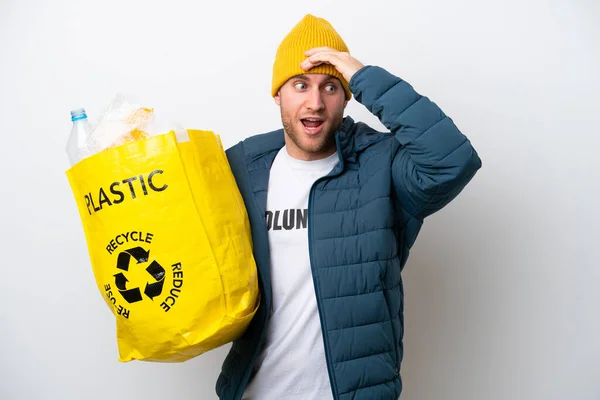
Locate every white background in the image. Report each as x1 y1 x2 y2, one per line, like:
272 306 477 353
1 0 598 399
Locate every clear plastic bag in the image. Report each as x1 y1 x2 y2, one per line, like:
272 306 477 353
77 94 189 162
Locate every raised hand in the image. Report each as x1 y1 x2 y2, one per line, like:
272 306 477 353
300 47 364 82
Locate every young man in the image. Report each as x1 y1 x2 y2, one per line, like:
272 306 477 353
217 14 481 400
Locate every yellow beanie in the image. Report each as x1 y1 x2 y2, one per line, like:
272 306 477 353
272 14 352 100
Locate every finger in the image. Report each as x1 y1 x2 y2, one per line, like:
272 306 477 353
300 58 331 71
301 52 339 70
306 52 341 67
304 47 334 56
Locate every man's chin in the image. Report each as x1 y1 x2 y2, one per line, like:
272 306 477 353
297 136 336 155
282 117 337 157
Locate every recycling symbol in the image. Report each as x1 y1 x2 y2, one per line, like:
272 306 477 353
113 247 165 303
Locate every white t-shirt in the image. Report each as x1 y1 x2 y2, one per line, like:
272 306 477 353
242 147 339 400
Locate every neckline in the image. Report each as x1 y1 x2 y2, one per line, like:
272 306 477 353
282 146 339 171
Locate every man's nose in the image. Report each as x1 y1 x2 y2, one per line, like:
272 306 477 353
306 88 325 111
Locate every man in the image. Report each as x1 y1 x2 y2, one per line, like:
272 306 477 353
217 14 481 400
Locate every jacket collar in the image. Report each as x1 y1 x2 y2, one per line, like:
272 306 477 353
242 115 393 177
243 116 357 166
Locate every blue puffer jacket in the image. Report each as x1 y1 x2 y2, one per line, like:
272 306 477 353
216 66 481 399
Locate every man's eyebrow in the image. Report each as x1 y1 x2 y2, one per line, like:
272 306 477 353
290 74 340 83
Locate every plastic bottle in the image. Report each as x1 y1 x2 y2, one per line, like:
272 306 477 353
66 108 93 166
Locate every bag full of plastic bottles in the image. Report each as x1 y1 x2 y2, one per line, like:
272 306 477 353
65 95 259 362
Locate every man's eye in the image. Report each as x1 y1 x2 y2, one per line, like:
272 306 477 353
325 85 336 92
294 83 307 90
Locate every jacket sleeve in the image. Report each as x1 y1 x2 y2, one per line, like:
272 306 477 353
349 65 482 222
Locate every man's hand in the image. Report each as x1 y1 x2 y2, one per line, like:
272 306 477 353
301 47 364 82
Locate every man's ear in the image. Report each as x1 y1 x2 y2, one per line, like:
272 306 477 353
274 90 281 106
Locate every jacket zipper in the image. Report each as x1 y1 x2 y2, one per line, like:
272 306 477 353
308 176 339 400
234 146 273 400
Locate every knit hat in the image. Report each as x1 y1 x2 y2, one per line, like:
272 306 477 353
272 14 352 100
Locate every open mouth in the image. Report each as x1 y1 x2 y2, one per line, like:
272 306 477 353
301 118 324 134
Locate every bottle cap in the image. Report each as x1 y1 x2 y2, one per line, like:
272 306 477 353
71 108 87 121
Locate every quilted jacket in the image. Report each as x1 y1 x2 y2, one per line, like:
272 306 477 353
216 65 482 399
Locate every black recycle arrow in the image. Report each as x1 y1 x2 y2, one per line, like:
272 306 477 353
144 280 164 300
114 247 165 303
144 261 165 300
114 272 128 290
146 260 165 281
114 272 143 303
120 287 143 303
116 247 150 271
